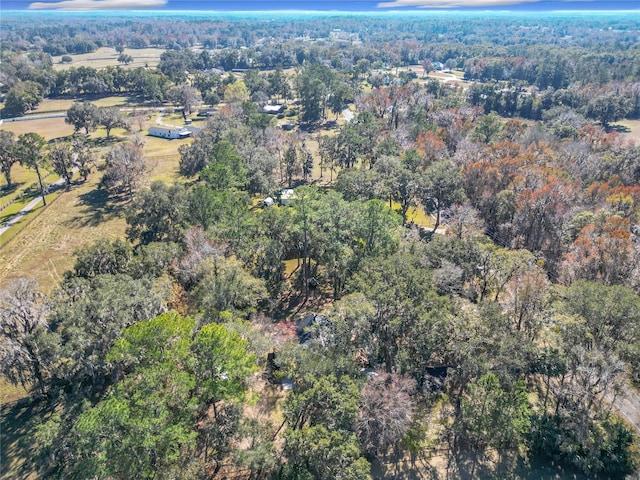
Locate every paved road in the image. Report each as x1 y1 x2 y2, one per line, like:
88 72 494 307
0 113 67 123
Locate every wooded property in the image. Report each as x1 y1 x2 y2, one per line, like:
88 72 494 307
1 5 640 480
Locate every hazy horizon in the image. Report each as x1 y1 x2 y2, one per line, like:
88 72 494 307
2 0 639 12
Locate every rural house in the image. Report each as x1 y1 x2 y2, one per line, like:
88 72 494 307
148 126 192 139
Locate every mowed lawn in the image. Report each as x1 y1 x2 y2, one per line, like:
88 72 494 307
142 133 192 182
0 165 40 204
52 47 166 71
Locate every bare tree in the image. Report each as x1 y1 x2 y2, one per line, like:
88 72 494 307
356 371 416 458
130 109 149 132
443 202 485 240
0 278 53 396
172 227 226 289
551 346 626 418
101 141 148 200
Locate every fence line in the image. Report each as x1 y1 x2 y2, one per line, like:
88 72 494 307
1 174 58 214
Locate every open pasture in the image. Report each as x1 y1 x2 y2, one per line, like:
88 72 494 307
0 171 128 292
1 117 75 140
25 96 132 115
52 47 166 71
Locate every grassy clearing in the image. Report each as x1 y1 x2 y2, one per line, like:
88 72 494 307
52 47 165 71
0 209 40 248
0 171 127 292
161 112 189 124
143 133 192 183
0 378 28 405
26 96 132 115
0 172 61 232
389 201 434 228
0 115 188 290
1 117 75 140
28 98 75 114
0 197 38 222
284 258 301 277
615 119 640 144
0 187 65 249
0 166 39 202
93 96 132 107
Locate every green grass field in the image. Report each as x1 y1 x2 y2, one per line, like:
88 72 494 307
0 165 39 202
389 201 434 228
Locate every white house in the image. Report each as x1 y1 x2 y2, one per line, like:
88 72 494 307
148 126 192 139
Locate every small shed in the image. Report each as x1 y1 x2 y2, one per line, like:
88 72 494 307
262 196 275 207
148 126 192 139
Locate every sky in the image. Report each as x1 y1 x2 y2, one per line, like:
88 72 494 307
1 0 638 11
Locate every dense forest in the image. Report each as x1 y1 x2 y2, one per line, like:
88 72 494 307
1 10 640 480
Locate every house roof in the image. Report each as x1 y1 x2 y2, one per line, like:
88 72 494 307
263 104 284 113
